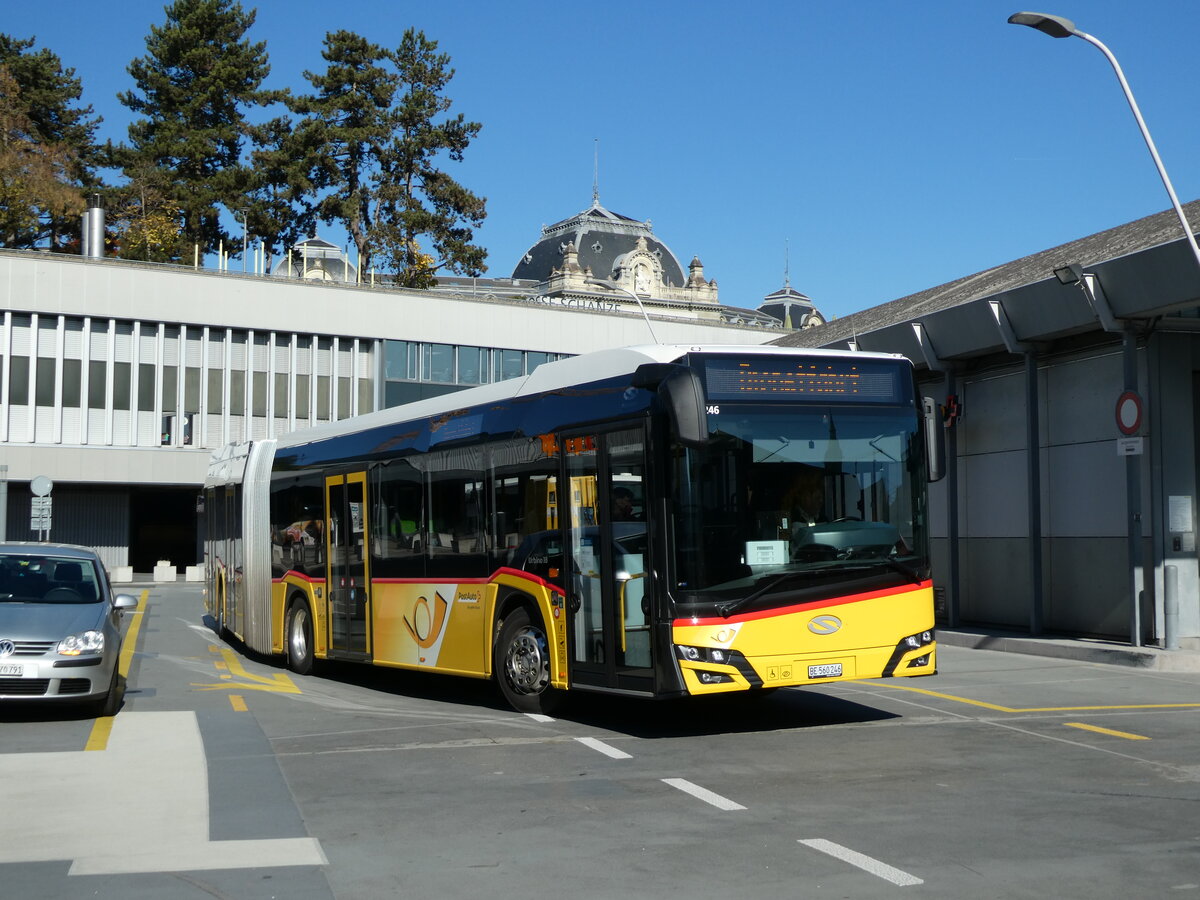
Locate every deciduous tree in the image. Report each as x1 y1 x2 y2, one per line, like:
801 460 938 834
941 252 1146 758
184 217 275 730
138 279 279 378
0 35 101 249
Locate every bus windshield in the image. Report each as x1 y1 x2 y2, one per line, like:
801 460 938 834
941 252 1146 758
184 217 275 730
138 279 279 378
670 404 927 608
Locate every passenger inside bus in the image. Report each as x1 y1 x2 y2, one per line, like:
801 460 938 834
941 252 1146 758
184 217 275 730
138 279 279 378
611 486 639 521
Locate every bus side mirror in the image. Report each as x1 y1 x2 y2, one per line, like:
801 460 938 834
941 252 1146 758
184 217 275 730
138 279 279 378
924 397 945 483
631 364 708 448
660 367 708 448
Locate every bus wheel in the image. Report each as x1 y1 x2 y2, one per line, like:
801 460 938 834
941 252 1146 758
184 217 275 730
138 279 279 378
495 608 562 715
286 599 315 676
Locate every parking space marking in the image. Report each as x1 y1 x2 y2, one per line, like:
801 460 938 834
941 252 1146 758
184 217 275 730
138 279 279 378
575 736 632 759
85 589 149 752
662 778 746 811
229 694 248 712
799 838 923 886
868 680 1200 713
524 713 555 723
1065 722 1150 740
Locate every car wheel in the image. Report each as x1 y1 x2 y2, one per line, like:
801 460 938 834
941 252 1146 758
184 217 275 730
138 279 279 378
286 598 315 675
90 664 121 718
495 607 563 715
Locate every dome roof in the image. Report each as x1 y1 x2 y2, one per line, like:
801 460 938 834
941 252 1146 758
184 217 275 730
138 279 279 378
512 201 687 287
758 283 824 330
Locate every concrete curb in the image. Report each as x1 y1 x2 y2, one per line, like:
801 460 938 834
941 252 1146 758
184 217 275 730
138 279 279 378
938 628 1200 673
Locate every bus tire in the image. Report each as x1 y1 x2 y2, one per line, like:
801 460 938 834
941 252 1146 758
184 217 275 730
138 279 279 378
286 598 315 676
495 607 562 715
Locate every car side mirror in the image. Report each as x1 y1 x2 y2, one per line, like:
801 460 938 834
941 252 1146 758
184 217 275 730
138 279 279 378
114 594 139 614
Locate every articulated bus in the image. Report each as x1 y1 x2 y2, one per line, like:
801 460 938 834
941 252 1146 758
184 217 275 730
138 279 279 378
203 344 941 713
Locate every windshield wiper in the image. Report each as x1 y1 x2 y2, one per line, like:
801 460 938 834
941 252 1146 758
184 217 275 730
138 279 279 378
717 558 924 617
833 558 924 584
717 571 816 618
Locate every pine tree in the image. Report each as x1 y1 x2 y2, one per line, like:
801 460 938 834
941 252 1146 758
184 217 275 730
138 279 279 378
291 28 486 286
0 34 101 249
379 28 486 288
115 0 275 258
288 30 398 275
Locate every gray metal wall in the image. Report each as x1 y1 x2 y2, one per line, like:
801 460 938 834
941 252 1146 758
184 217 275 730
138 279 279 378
930 348 1139 639
4 485 130 570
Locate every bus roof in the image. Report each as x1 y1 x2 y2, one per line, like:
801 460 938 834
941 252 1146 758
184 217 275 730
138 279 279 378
270 343 905 453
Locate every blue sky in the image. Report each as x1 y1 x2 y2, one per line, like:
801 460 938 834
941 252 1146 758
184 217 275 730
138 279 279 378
7 0 1200 320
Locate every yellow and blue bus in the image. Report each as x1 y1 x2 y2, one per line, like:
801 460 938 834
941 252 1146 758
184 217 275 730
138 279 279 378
203 344 940 713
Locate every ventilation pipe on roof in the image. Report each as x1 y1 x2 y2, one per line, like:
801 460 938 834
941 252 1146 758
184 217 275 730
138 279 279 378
81 194 105 259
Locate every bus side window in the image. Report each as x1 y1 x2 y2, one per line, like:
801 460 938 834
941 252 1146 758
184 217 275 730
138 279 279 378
487 438 561 574
372 460 425 579
427 454 487 578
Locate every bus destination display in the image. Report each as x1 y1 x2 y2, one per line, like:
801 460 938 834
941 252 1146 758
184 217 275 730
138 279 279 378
703 358 905 403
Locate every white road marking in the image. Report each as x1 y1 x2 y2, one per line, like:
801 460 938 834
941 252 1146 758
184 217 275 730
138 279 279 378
662 778 746 811
525 713 555 723
0 711 326 875
799 838 923 886
575 736 632 759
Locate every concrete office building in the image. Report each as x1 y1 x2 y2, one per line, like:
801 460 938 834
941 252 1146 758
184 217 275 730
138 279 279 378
777 200 1200 649
0 200 780 570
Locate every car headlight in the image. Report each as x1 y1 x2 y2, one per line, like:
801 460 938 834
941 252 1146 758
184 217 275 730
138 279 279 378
58 630 105 656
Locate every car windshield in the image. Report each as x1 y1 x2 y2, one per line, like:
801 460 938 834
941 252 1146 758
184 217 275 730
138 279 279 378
0 554 102 604
670 404 928 606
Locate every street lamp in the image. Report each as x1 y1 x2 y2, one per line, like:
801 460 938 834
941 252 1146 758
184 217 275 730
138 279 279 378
1008 12 1200 274
585 277 660 344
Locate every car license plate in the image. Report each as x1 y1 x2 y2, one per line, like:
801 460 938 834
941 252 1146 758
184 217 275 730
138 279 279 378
808 663 842 679
0 662 26 677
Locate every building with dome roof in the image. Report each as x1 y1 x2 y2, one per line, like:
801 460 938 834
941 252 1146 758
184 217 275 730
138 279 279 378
270 236 358 283
758 281 826 330
509 199 780 328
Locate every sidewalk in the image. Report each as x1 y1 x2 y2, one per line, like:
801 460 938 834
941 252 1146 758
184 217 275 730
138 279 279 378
938 627 1200 673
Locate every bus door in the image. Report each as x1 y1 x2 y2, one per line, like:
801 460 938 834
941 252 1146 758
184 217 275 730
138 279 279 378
324 472 371 658
223 483 241 635
564 426 654 693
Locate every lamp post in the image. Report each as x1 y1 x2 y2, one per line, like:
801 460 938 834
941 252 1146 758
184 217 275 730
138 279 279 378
585 277 660 344
1008 12 1200 275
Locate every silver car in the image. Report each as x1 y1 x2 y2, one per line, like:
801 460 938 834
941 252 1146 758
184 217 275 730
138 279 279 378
0 543 138 717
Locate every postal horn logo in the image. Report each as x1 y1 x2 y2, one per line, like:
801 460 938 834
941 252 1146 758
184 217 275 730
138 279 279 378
807 614 842 635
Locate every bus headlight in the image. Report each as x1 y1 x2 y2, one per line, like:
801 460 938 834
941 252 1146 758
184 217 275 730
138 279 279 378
675 645 730 664
903 630 934 650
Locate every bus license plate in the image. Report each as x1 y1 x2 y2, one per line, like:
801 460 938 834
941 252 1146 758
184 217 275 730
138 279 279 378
808 663 842 678
0 662 26 677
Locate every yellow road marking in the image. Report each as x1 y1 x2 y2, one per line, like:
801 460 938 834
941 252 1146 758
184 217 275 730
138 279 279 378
84 716 115 751
866 680 1200 713
229 694 248 712
1065 722 1150 740
191 646 300 694
85 589 149 751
